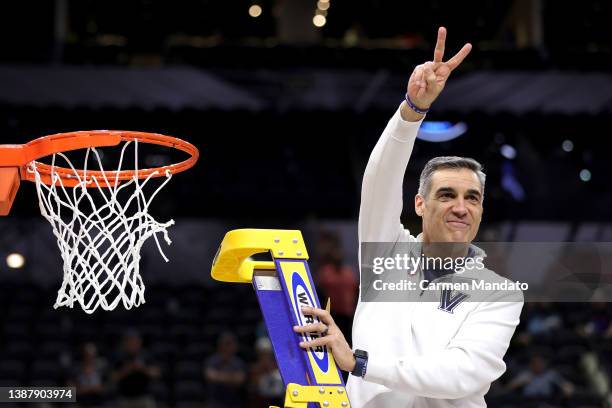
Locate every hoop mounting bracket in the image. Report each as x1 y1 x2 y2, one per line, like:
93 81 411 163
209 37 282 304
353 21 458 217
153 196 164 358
0 167 20 216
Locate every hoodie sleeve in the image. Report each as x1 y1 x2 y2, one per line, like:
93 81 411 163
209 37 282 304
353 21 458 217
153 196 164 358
358 106 423 244
364 292 524 399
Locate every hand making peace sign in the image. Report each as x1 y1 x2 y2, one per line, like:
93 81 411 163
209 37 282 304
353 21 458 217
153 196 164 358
406 27 472 113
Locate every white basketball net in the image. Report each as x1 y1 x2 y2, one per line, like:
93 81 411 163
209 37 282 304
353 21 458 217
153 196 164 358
27 140 175 314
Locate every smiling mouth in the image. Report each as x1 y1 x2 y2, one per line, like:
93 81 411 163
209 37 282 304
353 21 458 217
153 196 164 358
446 220 469 229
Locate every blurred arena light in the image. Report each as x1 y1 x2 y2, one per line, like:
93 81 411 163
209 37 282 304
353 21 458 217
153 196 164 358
249 4 262 18
416 121 468 142
501 162 526 201
6 253 25 269
500 144 517 160
580 169 591 182
562 139 574 152
313 14 326 27
317 1 330 11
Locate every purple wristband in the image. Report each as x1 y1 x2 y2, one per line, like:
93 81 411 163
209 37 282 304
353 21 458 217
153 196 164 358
404 93 429 114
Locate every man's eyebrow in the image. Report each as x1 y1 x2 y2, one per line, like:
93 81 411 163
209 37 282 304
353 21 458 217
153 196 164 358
435 187 456 195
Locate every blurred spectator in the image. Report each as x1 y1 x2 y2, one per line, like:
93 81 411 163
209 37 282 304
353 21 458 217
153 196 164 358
255 320 268 340
315 231 358 345
204 331 246 408
579 302 612 338
248 337 284 408
506 354 575 398
526 302 562 336
68 342 108 406
111 330 161 408
515 302 563 346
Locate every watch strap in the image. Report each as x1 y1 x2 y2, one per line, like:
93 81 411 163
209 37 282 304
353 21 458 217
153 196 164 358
351 349 368 378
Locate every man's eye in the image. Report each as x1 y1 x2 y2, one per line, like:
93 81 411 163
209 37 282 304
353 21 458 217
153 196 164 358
440 193 453 199
467 196 480 203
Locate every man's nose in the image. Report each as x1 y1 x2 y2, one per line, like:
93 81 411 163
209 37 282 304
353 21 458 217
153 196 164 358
451 198 468 216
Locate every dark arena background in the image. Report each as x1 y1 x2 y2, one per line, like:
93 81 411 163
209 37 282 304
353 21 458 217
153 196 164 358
1 1 612 407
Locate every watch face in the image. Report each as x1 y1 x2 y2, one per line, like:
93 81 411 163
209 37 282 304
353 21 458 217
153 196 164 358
355 349 368 358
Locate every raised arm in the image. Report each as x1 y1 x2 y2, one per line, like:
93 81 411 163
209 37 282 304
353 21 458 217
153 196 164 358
295 28 474 374
359 27 472 243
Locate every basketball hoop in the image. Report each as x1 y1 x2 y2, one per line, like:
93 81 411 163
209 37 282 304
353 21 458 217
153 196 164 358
0 131 199 313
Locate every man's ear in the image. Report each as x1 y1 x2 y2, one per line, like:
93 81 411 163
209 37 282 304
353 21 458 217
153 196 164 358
415 194 424 217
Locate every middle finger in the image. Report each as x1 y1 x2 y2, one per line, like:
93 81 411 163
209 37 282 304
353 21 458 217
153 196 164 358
293 322 327 334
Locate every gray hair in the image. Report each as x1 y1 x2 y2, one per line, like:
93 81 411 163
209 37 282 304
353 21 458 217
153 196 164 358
418 156 486 199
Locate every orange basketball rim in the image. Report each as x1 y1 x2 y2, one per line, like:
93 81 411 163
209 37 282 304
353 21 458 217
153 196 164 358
0 130 199 215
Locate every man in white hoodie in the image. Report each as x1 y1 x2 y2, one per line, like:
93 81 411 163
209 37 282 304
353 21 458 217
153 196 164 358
294 27 523 407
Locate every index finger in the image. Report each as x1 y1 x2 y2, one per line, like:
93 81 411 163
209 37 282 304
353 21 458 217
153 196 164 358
446 43 472 71
301 306 332 323
433 26 446 63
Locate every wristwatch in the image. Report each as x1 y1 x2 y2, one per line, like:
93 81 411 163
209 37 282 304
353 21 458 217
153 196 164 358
351 349 369 378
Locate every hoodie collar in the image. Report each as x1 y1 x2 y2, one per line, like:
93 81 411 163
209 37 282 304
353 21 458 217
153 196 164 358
414 232 487 259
